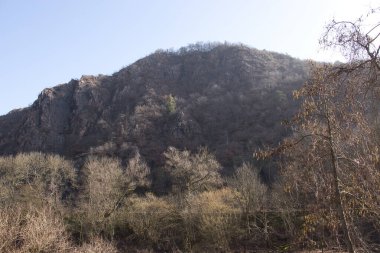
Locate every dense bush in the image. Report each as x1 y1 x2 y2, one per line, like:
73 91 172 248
164 147 222 194
0 205 70 252
0 151 288 252
0 152 76 208
183 188 240 251
124 194 181 248
72 237 118 253
0 142 377 252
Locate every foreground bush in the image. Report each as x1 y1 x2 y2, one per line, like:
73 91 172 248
75 155 151 240
0 206 23 252
2 151 368 252
164 147 223 194
125 193 181 248
183 188 240 251
0 205 70 253
21 206 70 252
0 152 76 208
73 237 118 253
77 156 125 239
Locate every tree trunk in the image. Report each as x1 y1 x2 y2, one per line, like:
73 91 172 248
326 115 355 253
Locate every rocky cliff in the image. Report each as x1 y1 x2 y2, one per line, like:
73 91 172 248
0 43 308 176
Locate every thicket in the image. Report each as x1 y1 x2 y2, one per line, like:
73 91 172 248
0 151 286 252
2 143 378 252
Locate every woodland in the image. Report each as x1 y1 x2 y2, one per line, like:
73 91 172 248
0 8 379 253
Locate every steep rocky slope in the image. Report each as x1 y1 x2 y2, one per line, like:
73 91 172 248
0 43 308 177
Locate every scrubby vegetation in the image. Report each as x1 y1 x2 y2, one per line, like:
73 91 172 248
1 142 378 252
0 152 283 252
1 7 380 253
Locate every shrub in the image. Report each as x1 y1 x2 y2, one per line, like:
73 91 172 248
73 237 118 253
20 206 70 252
229 163 270 243
184 188 240 250
76 155 151 240
77 156 125 238
0 153 76 208
230 163 267 215
164 147 222 194
125 193 181 247
0 205 70 253
0 206 23 252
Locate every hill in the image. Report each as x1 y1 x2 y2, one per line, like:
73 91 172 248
0 43 308 179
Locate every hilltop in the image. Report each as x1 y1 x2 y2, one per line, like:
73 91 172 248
0 43 308 181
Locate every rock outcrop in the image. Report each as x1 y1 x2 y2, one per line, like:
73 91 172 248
0 43 308 175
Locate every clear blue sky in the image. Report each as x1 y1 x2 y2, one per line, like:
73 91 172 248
0 0 377 115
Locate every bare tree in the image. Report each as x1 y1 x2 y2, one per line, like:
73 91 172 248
164 147 223 195
79 154 151 238
257 8 380 253
229 163 268 242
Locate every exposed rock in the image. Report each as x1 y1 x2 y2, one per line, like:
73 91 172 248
0 43 308 175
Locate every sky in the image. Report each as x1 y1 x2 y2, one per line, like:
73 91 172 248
0 0 377 115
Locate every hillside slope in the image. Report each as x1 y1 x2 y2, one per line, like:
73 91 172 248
0 43 308 176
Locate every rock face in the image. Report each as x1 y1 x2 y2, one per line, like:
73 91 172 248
0 43 308 173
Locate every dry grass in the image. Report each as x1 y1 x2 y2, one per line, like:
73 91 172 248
20 206 70 252
73 237 118 253
0 206 23 252
0 205 70 253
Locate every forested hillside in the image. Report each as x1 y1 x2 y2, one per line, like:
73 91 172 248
0 43 307 179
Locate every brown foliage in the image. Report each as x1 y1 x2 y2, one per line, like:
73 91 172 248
183 188 240 251
257 8 380 252
164 147 223 194
124 194 180 246
0 205 70 253
0 153 76 208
